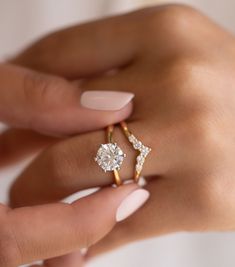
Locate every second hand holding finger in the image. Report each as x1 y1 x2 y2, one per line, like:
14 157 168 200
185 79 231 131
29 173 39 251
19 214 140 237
0 64 133 136
3 184 149 266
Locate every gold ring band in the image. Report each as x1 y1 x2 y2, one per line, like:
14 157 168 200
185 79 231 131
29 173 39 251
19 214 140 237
95 121 151 186
95 125 126 187
107 125 123 186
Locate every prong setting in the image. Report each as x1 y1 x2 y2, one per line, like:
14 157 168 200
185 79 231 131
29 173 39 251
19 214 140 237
128 134 151 175
95 143 125 172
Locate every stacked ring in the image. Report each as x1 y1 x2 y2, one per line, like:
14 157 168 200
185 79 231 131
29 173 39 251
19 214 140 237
95 121 151 185
94 125 126 186
120 122 151 182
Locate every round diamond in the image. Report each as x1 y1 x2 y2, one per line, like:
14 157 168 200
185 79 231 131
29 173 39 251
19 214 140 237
129 135 137 143
95 143 125 172
136 164 143 173
137 155 145 164
141 146 151 156
133 141 142 150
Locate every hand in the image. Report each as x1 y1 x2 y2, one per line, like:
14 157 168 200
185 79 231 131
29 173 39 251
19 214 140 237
0 18 136 267
0 181 148 267
0 64 132 167
11 2 235 264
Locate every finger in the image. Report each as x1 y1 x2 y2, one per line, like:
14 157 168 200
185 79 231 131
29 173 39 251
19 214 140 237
12 9 147 78
0 64 133 136
0 128 57 167
3 184 141 266
86 178 199 259
10 119 162 207
43 251 85 267
10 66 173 208
10 62 151 207
30 252 85 267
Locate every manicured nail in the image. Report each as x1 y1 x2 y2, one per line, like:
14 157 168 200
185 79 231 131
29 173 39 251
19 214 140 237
81 90 134 111
116 189 150 222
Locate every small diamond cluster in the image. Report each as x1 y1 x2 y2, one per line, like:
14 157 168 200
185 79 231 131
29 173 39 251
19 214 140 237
128 134 151 174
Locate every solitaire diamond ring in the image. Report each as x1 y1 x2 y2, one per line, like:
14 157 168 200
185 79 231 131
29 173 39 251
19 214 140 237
95 143 125 172
95 122 151 185
95 125 125 186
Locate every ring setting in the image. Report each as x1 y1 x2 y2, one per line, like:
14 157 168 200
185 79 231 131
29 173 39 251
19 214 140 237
128 134 151 175
120 122 151 182
95 143 126 172
95 122 151 186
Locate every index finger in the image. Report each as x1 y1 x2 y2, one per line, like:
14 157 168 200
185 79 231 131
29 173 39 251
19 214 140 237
0 64 133 136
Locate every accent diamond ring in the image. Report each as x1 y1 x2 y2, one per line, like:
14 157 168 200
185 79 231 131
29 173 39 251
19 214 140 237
120 121 151 183
95 125 126 186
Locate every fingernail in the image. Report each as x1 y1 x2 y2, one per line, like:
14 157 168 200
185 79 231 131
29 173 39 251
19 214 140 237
80 90 134 111
116 189 150 222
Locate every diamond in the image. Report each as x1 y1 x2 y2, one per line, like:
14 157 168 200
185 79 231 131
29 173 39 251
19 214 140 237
136 164 143 173
137 155 145 164
128 135 136 143
141 146 151 157
95 143 125 172
133 141 142 150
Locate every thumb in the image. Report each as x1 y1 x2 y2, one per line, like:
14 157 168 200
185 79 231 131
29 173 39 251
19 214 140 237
0 64 133 136
29 251 85 267
43 251 85 267
5 184 149 266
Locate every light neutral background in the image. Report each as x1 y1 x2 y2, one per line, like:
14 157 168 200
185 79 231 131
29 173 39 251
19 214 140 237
1 1 235 266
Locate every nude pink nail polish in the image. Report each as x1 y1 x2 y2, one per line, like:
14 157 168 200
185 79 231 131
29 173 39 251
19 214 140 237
80 91 134 111
116 189 150 222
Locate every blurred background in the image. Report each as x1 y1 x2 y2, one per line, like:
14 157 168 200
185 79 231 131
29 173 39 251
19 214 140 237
1 0 235 266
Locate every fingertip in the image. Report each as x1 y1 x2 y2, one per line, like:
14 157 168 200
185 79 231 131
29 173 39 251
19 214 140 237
75 99 133 133
113 100 133 121
44 251 85 267
97 100 133 127
80 90 134 111
116 188 150 222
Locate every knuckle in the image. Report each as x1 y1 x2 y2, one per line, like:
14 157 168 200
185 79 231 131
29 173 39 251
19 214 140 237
181 113 226 176
23 72 68 112
22 72 71 130
143 4 199 37
189 113 225 160
166 56 203 86
163 56 213 108
184 117 231 225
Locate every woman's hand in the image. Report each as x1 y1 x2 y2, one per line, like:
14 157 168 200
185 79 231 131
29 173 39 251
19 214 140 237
0 64 133 167
0 182 148 267
0 14 137 267
11 3 235 264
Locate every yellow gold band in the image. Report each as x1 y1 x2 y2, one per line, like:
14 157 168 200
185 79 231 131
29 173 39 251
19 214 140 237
107 125 122 186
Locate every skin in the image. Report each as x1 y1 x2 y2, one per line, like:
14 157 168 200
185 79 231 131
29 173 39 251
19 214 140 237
4 3 235 266
0 12 135 267
0 64 132 166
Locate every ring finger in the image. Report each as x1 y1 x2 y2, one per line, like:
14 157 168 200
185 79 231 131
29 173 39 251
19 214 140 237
10 119 162 207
